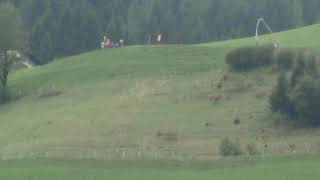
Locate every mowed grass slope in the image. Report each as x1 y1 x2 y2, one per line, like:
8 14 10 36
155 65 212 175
1 24 320 160
0 156 320 180
203 23 320 48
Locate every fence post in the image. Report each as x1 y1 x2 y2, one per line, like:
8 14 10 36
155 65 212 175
122 151 125 160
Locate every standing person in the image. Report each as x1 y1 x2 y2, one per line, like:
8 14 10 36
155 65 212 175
104 36 107 45
119 39 124 47
106 37 112 47
101 41 105 49
157 33 162 44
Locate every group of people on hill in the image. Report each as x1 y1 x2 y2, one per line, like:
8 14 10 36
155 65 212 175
101 33 163 49
101 36 125 49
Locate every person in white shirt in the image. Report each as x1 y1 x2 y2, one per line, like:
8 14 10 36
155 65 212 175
101 41 105 49
157 33 162 43
119 39 124 47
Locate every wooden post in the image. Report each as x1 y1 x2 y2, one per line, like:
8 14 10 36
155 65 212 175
122 151 125 160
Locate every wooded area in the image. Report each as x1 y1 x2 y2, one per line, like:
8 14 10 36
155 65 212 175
1 0 320 63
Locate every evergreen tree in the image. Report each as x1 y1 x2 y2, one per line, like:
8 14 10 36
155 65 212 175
291 54 306 87
306 54 319 77
270 73 291 113
5 0 320 63
290 75 320 126
0 2 27 87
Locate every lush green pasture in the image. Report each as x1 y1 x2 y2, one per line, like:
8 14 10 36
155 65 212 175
0 156 319 180
203 23 320 49
1 24 320 160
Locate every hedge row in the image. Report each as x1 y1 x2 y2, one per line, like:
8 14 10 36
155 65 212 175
225 45 304 71
226 45 275 71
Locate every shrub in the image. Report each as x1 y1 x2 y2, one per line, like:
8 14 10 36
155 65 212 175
233 117 240 125
271 73 320 126
219 137 243 157
290 53 306 87
289 52 319 87
270 73 291 113
277 49 296 69
270 50 320 127
257 45 276 65
217 82 223 89
226 45 275 71
245 143 260 156
290 75 320 126
306 54 319 77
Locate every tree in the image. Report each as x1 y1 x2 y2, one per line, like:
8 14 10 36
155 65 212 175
219 137 243 157
291 54 306 87
290 75 320 126
0 2 27 87
7 0 320 64
306 54 319 77
30 0 101 64
270 51 320 127
270 73 291 113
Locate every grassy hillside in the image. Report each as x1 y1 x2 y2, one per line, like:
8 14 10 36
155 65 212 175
203 23 320 48
1 24 320 160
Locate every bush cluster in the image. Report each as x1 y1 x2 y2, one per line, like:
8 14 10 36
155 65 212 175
276 49 296 69
219 137 243 156
219 138 260 157
245 143 260 156
226 45 275 71
270 52 320 126
226 45 303 72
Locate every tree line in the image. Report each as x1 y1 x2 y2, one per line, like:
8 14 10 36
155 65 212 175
1 0 320 64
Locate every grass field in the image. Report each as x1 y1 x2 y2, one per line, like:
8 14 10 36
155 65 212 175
1 24 320 178
1 24 320 159
0 156 319 180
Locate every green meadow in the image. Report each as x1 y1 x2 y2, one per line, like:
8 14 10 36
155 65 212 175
1 24 320 178
0 156 319 180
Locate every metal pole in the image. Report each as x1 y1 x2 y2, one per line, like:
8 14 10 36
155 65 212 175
255 18 274 45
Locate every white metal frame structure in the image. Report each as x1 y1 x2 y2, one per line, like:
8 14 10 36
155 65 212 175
255 18 274 45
